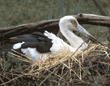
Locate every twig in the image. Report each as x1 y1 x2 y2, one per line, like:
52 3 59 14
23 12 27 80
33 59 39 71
39 64 61 86
0 75 24 86
1 14 110 41
93 0 110 42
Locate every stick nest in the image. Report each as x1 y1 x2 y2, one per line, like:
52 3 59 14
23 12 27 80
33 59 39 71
0 42 110 86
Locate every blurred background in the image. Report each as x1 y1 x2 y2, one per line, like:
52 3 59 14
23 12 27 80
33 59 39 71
0 0 110 42
0 1 110 85
0 0 110 43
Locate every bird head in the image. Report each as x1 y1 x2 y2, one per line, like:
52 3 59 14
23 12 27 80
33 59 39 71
59 16 103 45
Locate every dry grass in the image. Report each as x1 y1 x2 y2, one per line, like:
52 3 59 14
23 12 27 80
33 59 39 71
0 42 110 86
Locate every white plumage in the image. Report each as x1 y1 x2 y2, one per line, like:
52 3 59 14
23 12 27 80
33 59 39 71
13 16 100 61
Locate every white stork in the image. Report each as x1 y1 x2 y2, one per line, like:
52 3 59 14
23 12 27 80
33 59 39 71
2 16 102 61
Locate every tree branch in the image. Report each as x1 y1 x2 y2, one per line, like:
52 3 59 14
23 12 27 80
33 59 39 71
0 14 110 41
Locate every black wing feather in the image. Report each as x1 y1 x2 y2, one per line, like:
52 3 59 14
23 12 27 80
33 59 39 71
10 32 52 53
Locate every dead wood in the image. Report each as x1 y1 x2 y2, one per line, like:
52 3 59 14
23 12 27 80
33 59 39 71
0 14 110 41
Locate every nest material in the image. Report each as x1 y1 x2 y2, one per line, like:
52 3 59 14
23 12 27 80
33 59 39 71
0 42 110 86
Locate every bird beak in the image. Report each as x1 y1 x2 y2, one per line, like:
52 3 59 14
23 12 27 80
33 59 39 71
76 24 103 45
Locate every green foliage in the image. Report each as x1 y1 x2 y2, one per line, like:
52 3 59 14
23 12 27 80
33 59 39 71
65 0 70 15
74 0 82 14
1 52 29 72
83 67 91 77
93 76 101 86
48 0 53 19
54 0 64 19
0 0 110 85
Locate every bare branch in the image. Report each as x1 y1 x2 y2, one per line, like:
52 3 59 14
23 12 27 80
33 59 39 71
0 14 110 41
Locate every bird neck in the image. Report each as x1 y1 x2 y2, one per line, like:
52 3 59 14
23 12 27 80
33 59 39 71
60 28 85 49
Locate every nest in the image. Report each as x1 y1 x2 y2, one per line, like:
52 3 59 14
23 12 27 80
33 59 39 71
0 42 110 86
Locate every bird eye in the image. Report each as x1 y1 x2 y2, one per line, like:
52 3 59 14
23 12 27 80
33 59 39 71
70 20 75 24
70 20 77 29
